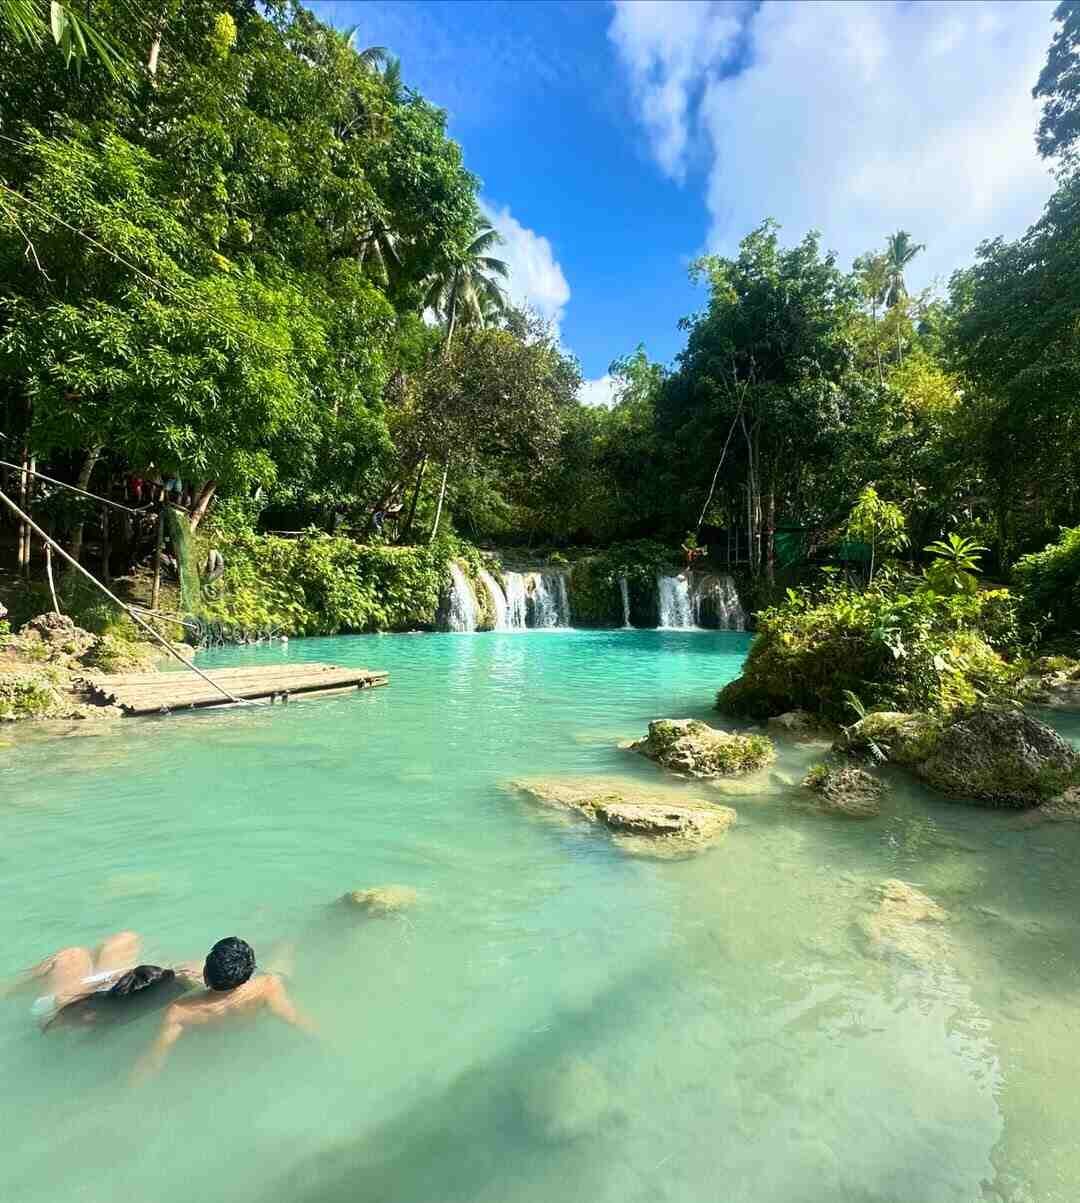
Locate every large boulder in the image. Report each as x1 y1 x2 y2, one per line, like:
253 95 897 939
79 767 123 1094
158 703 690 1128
918 709 1080 808
511 776 736 854
14 613 95 662
630 718 774 778
802 763 884 818
838 708 1079 808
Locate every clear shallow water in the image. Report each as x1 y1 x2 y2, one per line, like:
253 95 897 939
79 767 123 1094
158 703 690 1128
1 630 1079 1202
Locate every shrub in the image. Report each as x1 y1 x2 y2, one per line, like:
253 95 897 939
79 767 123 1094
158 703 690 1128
196 526 457 636
1013 525 1080 635
717 582 1024 722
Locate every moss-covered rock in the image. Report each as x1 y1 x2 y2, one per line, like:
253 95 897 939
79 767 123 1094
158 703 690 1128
918 709 1080 808
834 711 942 767
839 707 1079 809
0 669 69 721
631 718 774 778
79 634 161 674
802 762 885 818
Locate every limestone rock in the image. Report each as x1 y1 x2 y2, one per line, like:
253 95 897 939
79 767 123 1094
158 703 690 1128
767 709 827 741
342 885 419 915
518 1056 614 1143
802 763 884 818
512 775 736 854
919 709 1079 808
859 879 948 965
834 711 938 767
631 718 774 778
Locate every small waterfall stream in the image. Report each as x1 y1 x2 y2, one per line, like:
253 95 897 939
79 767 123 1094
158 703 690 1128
478 568 509 630
445 562 478 632
525 571 571 628
619 576 632 628
693 573 746 630
503 573 528 630
656 574 695 629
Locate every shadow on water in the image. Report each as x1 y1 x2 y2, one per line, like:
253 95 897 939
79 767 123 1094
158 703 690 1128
271 956 668 1203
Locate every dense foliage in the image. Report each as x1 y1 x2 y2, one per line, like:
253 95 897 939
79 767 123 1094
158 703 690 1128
717 579 1024 722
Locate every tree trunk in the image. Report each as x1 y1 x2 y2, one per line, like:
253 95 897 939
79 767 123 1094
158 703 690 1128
399 457 427 544
101 503 112 584
189 480 218 532
150 508 165 611
764 486 776 584
429 460 450 545
68 444 103 565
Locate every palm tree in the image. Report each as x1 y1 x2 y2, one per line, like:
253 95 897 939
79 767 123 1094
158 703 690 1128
422 218 510 542
2 0 129 80
423 218 510 347
357 218 401 287
882 230 925 308
853 251 889 384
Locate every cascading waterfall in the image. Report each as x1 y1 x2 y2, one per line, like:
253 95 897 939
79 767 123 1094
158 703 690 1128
693 573 747 631
445 561 478 632
656 573 695 629
478 568 509 630
525 571 571 628
503 572 528 630
619 576 632 628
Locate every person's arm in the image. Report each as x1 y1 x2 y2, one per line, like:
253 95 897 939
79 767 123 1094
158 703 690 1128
131 1006 185 1083
266 976 316 1035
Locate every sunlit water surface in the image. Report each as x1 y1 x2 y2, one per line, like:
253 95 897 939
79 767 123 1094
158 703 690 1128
2 630 1080 1202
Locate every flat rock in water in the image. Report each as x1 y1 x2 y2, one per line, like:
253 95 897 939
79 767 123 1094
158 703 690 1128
342 885 419 915
859 879 948 966
511 776 736 854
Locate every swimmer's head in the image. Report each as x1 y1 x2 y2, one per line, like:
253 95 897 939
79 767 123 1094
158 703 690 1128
203 937 255 991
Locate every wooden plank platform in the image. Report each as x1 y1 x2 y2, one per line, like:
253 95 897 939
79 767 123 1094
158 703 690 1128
82 662 389 715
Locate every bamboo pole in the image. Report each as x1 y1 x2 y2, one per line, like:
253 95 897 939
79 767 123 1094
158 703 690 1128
0 486 248 706
44 543 60 614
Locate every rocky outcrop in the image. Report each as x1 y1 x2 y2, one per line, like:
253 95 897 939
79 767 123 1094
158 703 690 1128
631 718 774 778
802 763 884 818
859 879 948 966
838 707 1079 809
512 776 736 854
1023 656 1080 709
342 885 419 915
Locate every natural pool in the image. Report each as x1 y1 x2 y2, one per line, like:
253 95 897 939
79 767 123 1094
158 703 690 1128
2 629 1079 1203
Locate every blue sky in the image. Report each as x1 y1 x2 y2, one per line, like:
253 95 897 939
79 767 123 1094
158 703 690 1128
313 1 1059 403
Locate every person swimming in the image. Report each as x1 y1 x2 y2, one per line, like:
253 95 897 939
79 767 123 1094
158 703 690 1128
134 936 314 1080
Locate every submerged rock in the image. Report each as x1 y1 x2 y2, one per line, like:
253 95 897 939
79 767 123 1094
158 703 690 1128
802 763 884 818
342 885 419 915
859 879 948 965
631 718 774 778
511 776 736 854
767 709 828 741
517 1056 614 1143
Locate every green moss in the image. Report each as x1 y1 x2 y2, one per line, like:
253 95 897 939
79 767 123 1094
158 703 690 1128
569 557 622 627
635 718 775 777
79 634 159 674
0 671 65 721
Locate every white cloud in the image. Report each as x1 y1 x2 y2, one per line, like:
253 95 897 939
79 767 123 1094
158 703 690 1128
578 374 619 408
610 0 1057 290
481 200 571 337
609 1 744 182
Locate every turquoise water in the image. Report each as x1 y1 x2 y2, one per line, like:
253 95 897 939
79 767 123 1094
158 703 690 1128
2 630 1080 1202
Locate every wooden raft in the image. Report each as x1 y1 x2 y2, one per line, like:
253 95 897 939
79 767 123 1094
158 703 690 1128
83 662 389 715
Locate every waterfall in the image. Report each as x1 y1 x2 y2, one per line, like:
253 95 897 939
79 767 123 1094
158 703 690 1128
657 573 695 629
693 573 746 630
503 572 528 630
525 571 571 628
478 568 509 630
445 561 478 632
619 576 632 628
